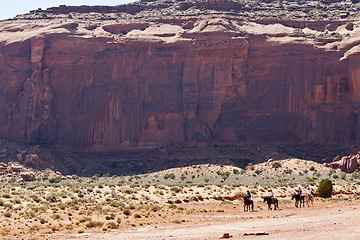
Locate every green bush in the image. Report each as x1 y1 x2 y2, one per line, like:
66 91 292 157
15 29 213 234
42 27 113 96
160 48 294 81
49 177 61 183
164 173 175 180
317 179 333 198
272 162 281 169
123 208 131 215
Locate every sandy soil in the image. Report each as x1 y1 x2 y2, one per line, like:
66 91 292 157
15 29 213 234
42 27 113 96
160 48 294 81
43 201 360 240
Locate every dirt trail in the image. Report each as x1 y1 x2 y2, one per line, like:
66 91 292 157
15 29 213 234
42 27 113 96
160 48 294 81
44 202 360 240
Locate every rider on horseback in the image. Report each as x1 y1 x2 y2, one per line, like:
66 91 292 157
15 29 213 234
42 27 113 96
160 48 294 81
245 190 252 201
307 187 312 198
296 187 302 197
269 189 274 199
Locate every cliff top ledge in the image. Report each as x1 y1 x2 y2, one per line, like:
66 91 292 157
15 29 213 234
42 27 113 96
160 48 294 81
3 0 360 22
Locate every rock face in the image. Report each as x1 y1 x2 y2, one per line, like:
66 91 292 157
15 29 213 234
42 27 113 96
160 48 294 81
1 0 360 151
327 154 360 173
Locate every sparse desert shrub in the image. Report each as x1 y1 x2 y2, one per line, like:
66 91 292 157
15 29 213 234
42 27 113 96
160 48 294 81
86 221 104 228
151 205 161 212
4 211 11 218
105 213 115 220
233 169 239 175
255 169 262 175
310 166 316 171
106 222 119 229
272 162 281 169
49 177 61 183
11 198 21 204
109 201 120 207
318 179 333 198
123 208 131 215
122 188 133 194
164 173 175 180
2 193 11 198
79 217 91 223
45 192 57 202
168 204 177 209
134 213 141 218
30 194 41 203
58 203 66 210
216 171 231 180
171 187 181 193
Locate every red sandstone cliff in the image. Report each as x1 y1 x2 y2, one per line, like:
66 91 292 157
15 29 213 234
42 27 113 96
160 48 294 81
1 0 360 151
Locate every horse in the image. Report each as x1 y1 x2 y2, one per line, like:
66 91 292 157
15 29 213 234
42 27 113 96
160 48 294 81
263 197 278 210
243 196 254 212
305 194 314 207
292 194 305 208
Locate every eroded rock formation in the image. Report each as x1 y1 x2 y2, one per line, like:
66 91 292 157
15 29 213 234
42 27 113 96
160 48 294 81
1 0 360 152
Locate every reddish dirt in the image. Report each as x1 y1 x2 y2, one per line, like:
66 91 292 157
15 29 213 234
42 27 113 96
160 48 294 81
42 201 360 240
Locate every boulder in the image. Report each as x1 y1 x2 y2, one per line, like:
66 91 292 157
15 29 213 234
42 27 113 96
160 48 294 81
16 153 23 162
329 155 359 173
20 172 34 181
9 165 22 172
339 156 359 173
25 154 40 167
0 162 7 171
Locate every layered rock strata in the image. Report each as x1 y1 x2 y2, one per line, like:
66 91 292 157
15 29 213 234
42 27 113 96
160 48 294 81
1 0 360 151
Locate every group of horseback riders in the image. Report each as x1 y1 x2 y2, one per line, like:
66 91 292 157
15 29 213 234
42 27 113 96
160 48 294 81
296 186 313 199
245 188 274 203
243 186 314 211
292 186 314 207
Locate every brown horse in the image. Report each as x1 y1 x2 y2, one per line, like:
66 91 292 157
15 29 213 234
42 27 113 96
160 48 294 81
263 197 278 210
243 196 254 212
292 194 305 207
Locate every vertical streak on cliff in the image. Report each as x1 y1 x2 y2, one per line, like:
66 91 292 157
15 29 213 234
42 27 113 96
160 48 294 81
17 37 55 144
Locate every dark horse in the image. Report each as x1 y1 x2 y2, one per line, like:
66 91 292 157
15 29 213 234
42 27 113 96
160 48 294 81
263 197 278 210
292 194 305 207
243 196 254 212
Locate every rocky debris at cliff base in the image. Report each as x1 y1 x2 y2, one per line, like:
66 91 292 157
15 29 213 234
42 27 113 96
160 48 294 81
325 153 360 173
0 161 61 182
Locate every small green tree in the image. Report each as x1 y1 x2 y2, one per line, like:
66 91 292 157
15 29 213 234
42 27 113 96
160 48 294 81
272 161 281 169
317 178 333 198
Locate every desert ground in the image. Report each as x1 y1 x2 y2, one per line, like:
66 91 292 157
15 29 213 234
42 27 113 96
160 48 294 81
48 202 360 240
0 158 359 239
